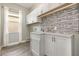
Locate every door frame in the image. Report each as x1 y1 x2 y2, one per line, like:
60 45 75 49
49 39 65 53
3 6 22 47
3 7 9 46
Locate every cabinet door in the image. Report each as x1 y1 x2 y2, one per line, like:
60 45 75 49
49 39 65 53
54 36 69 56
30 34 40 56
45 34 54 56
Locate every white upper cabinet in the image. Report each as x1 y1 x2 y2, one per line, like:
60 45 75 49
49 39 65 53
39 3 65 14
26 3 65 24
40 4 49 14
26 6 42 24
26 4 48 24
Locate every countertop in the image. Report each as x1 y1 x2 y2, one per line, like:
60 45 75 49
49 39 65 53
30 32 74 38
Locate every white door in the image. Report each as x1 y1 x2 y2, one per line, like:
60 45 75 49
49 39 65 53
4 7 22 46
45 34 54 56
8 15 20 46
54 36 69 56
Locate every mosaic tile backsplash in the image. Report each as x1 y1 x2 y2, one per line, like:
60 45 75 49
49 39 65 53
41 5 79 34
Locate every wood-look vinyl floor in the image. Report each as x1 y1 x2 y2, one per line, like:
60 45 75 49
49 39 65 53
1 42 33 56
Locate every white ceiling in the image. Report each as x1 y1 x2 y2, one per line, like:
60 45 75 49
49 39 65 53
17 3 41 9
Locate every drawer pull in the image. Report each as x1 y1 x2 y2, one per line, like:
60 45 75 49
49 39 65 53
54 37 55 42
52 37 53 42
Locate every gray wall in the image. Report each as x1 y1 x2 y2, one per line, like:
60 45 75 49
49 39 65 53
41 4 79 34
22 11 30 41
0 5 4 47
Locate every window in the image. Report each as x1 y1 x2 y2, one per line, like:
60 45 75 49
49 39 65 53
8 16 19 32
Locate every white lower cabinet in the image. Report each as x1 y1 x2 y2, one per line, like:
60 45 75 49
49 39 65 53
54 36 71 56
45 34 72 56
30 32 45 56
30 32 79 56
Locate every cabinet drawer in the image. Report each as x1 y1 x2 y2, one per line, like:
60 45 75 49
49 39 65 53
45 34 53 39
30 34 41 40
54 36 69 40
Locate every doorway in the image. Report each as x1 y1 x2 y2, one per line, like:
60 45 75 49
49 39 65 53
3 7 22 47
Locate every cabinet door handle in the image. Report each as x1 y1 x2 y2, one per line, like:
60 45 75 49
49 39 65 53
52 37 53 42
54 37 55 42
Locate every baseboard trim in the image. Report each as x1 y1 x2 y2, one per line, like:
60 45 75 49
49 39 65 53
6 42 19 47
2 39 30 47
20 39 30 43
20 40 27 43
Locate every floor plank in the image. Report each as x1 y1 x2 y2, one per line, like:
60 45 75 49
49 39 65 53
1 42 33 56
